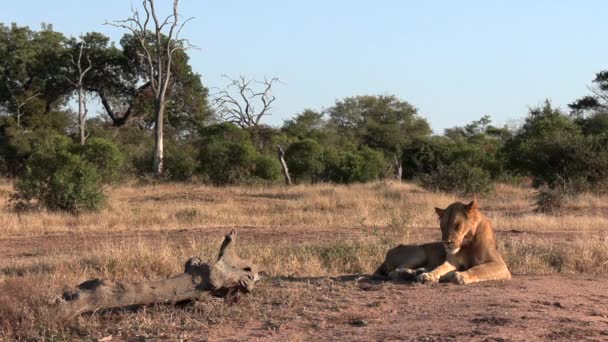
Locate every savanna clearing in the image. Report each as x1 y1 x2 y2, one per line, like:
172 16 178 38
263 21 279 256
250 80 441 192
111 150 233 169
1 180 607 341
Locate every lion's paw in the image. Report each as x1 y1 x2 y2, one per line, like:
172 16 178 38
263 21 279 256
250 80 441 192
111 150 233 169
417 272 439 284
454 272 470 285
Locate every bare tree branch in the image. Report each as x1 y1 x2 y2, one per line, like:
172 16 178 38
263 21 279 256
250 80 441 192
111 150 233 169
106 0 194 175
213 75 281 128
5 78 41 127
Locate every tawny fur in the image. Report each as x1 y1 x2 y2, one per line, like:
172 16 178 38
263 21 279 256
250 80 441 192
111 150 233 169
374 199 511 284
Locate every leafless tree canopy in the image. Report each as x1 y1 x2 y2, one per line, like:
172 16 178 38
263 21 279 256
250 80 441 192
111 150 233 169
214 75 280 128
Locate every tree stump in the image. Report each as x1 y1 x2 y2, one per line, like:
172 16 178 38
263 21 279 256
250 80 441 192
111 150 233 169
54 230 259 319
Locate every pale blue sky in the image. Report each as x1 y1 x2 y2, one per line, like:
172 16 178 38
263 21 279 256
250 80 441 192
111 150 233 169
2 1 607 133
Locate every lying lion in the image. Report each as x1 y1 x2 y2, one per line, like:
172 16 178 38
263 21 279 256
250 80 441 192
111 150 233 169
374 199 511 284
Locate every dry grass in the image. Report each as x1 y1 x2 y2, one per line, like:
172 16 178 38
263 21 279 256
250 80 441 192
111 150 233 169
1 179 608 339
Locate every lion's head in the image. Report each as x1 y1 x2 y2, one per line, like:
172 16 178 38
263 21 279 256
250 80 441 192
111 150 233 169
434 199 482 255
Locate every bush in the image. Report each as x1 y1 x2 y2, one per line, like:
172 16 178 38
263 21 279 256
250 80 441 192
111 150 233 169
534 187 568 214
13 136 105 213
196 123 260 185
329 147 385 183
74 138 123 184
286 139 324 183
164 144 199 181
420 162 494 196
254 155 282 182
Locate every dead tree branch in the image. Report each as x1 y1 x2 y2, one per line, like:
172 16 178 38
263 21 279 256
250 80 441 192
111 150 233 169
106 0 194 175
214 75 280 128
65 39 93 144
5 79 40 127
53 230 260 319
277 145 292 185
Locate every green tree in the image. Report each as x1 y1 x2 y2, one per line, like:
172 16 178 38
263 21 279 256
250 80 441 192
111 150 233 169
569 71 608 116
327 95 431 154
285 139 325 183
0 23 71 127
197 123 258 185
503 100 608 191
282 109 326 139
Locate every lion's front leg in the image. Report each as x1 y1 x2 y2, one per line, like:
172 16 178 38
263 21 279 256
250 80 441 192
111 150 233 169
417 261 456 284
454 260 511 285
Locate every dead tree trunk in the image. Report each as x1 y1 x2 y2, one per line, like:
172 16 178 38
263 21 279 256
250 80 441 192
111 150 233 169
153 98 165 175
107 0 194 176
277 145 291 185
54 230 259 319
393 154 402 182
77 86 88 145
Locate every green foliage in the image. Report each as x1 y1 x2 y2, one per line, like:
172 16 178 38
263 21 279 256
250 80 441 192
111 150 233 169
282 109 327 140
0 117 70 176
329 147 385 183
12 134 105 213
569 70 608 116
253 155 282 182
420 162 494 196
197 123 259 185
74 138 123 184
164 144 199 182
504 100 608 192
285 139 325 183
327 95 431 153
0 23 72 123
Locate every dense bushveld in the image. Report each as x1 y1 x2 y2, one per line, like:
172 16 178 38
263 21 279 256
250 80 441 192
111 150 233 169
0 179 606 339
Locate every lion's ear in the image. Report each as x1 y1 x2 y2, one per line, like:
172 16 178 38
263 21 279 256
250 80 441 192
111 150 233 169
466 198 479 212
434 207 445 218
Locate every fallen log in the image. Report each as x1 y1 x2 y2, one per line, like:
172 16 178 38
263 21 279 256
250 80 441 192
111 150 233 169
54 230 259 319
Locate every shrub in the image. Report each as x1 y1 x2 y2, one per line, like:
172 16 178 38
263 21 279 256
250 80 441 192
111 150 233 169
254 155 282 182
502 101 608 193
329 147 385 183
164 144 199 181
13 137 105 213
75 138 123 184
420 162 493 196
196 123 260 185
534 187 568 214
198 140 258 185
285 139 324 183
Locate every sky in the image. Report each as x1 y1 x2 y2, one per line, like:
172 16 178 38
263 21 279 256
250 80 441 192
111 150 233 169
1 0 607 133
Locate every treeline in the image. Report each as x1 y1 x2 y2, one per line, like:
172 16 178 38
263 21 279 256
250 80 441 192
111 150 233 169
1 23 608 212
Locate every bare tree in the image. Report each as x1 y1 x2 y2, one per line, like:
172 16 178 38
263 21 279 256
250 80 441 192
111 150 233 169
64 39 93 145
4 79 40 127
214 75 280 129
277 145 292 185
107 0 194 176
393 154 402 182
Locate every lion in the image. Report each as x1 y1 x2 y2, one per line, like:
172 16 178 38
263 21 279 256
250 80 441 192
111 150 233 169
374 199 511 284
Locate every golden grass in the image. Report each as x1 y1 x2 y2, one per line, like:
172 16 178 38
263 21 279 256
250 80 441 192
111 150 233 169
1 179 608 339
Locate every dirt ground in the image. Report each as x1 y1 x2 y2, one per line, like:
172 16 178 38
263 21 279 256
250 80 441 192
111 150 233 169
2 228 607 341
202 275 608 342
